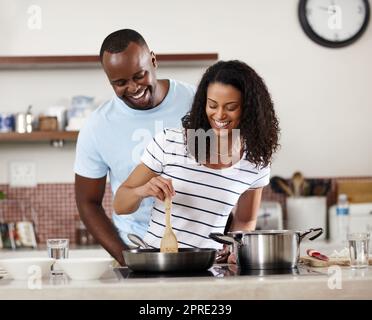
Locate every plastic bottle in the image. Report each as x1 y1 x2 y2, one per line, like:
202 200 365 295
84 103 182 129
335 193 350 246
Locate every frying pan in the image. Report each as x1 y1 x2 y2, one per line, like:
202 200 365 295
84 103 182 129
123 234 216 272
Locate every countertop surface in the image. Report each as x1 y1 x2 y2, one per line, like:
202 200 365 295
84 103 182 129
0 241 371 300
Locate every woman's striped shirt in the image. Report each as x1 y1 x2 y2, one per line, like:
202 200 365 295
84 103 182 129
141 128 270 250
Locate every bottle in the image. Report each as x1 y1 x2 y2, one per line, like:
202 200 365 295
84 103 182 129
335 193 350 246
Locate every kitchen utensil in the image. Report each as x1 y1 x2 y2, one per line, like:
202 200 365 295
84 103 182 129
299 256 351 267
291 171 304 197
0 113 15 132
38 116 58 131
128 233 151 249
285 197 326 239
123 248 216 272
160 198 178 253
306 179 331 196
45 105 67 131
15 105 33 133
270 176 293 196
209 228 323 269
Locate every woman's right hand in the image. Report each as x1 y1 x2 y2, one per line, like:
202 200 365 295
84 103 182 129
135 176 175 201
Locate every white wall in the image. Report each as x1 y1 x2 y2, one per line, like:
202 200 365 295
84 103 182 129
1 0 371 184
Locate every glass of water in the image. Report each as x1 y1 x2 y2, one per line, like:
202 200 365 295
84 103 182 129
347 233 370 269
47 239 69 275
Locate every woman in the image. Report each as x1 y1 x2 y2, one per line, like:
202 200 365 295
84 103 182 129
113 60 280 251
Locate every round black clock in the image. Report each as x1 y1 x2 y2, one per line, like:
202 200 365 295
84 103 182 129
298 0 370 48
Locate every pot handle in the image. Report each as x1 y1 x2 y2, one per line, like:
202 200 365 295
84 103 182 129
209 233 235 245
299 228 323 242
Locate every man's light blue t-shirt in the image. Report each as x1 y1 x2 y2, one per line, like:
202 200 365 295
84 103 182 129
74 79 195 244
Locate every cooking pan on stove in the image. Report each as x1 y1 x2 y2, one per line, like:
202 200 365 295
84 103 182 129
209 227 323 270
123 234 216 272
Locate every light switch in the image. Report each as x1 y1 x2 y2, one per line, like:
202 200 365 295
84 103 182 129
9 161 37 187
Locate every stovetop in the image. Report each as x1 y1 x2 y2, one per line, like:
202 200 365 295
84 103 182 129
114 264 327 279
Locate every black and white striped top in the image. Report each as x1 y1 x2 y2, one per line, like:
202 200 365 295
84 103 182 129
141 128 270 250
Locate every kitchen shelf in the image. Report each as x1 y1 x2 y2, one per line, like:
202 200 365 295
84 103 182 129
0 53 219 69
0 131 78 142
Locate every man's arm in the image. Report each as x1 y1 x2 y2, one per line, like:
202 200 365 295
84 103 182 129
75 174 128 266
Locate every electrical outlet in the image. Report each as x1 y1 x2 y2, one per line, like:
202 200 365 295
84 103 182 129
9 161 37 187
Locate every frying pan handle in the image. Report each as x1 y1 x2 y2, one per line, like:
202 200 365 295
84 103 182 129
209 233 235 245
299 228 323 242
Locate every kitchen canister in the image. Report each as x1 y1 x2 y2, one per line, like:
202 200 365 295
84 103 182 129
15 106 34 133
0 113 15 132
286 196 327 240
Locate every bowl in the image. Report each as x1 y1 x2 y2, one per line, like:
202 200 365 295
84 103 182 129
55 257 114 280
0 257 55 280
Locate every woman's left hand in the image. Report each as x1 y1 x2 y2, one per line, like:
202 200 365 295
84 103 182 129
227 252 236 264
215 244 236 264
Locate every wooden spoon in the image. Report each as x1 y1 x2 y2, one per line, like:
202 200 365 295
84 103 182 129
160 198 178 253
292 171 305 197
276 178 294 197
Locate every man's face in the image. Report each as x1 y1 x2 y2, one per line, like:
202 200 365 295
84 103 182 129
102 42 158 110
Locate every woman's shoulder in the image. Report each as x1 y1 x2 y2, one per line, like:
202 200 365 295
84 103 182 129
154 128 186 153
162 127 185 142
237 156 270 175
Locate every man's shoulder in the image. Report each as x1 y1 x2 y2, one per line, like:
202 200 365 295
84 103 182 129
171 79 196 96
83 96 116 125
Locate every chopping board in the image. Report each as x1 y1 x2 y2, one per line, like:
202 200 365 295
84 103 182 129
300 256 372 267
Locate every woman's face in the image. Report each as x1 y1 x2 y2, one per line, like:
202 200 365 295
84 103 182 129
206 82 242 136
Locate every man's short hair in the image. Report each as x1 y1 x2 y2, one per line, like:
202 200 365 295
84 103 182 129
99 29 147 62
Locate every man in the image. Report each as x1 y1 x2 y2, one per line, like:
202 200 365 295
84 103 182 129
74 29 195 265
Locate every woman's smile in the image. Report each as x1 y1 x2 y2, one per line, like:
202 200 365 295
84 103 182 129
206 82 242 135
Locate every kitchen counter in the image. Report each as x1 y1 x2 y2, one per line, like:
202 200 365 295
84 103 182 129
0 266 371 300
1 243 371 300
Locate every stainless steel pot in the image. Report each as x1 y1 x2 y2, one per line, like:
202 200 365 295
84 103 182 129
123 248 216 273
209 228 323 270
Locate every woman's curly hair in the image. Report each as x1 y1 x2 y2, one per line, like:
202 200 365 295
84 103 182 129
182 60 280 168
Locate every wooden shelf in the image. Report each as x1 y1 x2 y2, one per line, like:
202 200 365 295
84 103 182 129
0 131 78 142
0 53 218 69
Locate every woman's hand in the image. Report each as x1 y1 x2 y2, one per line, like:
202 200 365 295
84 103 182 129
215 244 237 264
227 252 237 264
114 164 176 215
136 176 176 201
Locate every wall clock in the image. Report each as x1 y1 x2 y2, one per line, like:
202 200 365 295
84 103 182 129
298 0 370 48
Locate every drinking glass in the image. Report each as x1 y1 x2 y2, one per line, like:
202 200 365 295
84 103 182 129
47 239 69 275
347 233 370 269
